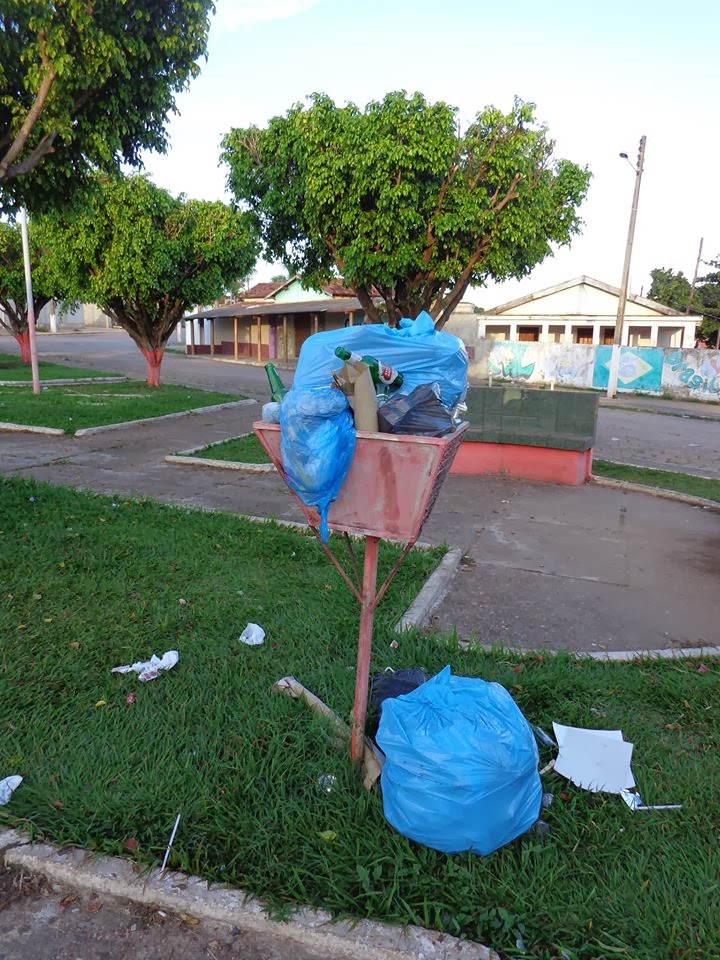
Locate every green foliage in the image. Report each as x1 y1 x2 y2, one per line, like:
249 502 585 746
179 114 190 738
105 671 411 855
0 0 214 213
222 92 591 327
648 261 720 344
45 175 260 383
647 267 691 313
695 259 720 344
0 215 71 337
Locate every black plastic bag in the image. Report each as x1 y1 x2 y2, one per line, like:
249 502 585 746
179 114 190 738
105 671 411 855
377 383 454 437
370 668 428 711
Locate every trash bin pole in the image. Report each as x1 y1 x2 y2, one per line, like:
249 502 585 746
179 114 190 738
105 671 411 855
350 535 380 762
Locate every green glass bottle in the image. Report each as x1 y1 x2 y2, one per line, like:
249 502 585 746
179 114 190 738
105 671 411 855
334 346 404 388
264 362 288 402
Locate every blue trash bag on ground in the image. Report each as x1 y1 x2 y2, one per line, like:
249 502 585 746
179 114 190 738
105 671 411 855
279 387 356 542
376 665 542 856
292 311 468 412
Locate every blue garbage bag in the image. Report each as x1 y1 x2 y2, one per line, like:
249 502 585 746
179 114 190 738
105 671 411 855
280 387 356 542
376 666 542 856
292 311 468 411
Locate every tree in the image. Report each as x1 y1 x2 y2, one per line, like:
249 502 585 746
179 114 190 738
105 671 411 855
221 92 590 328
0 0 214 213
49 175 260 386
647 268 691 313
0 217 66 360
648 261 720 344
694 259 720 345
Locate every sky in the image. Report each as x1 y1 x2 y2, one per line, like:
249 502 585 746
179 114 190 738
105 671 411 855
141 0 720 310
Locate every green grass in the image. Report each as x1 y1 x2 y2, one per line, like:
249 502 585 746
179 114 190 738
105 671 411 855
0 477 718 959
0 350 118 381
593 459 720 503
0 381 241 433
189 433 271 464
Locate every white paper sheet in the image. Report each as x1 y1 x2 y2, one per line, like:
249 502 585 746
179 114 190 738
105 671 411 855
553 722 635 794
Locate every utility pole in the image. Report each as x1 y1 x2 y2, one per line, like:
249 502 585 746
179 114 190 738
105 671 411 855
607 136 647 399
19 207 41 395
685 237 703 315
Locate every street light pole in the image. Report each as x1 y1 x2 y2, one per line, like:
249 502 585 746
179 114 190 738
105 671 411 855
19 206 41 395
607 135 647 399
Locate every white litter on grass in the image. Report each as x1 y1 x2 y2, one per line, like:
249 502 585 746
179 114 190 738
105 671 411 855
553 722 683 811
553 723 635 794
111 650 179 682
239 623 265 646
0 775 22 806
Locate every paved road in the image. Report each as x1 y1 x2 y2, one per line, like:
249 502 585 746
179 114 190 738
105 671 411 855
7 330 718 478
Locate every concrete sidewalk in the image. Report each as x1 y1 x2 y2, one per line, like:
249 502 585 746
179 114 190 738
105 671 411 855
2 403 718 654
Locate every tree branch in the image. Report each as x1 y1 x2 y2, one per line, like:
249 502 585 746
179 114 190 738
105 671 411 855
433 238 491 329
0 34 56 182
4 130 58 179
422 161 459 264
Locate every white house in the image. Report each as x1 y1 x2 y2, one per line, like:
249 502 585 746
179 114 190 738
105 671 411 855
472 276 699 348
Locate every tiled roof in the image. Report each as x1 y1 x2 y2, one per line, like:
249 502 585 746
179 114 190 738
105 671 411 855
239 281 287 301
321 280 355 298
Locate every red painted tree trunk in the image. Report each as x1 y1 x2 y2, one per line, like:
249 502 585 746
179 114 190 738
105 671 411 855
15 330 31 364
141 348 164 388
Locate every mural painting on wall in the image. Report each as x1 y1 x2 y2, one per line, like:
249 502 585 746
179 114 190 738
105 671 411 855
592 346 663 393
664 350 719 397
487 343 535 381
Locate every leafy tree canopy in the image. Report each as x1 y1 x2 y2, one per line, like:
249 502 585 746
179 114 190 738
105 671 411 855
647 268 691 313
0 0 214 213
695 259 720 344
221 92 591 327
48 175 260 384
648 261 720 344
0 215 73 358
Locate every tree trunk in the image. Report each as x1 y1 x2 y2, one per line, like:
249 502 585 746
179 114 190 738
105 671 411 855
141 348 164 387
15 330 31 364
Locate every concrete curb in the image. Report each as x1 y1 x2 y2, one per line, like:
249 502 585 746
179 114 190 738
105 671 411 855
591 475 720 512
165 454 275 473
582 645 720 661
0 421 65 435
166 431 276 473
74 399 257 436
0 376 127 387
464 642 720 660
395 548 462 633
0 830 497 960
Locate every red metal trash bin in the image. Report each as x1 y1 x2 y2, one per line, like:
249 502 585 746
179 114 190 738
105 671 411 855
254 421 467 761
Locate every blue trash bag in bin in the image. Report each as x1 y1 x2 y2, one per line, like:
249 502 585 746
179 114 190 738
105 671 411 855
292 311 468 412
376 666 542 856
280 387 356 542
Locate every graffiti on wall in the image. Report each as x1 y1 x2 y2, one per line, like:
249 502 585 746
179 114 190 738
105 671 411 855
592 346 663 393
663 349 720 397
487 343 535 381
471 340 719 401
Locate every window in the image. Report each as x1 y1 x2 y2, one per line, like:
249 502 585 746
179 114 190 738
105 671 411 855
574 327 594 344
517 326 540 342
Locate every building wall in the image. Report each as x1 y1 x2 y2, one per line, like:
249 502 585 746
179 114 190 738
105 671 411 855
273 281 330 303
183 309 359 361
467 338 719 401
474 316 696 348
